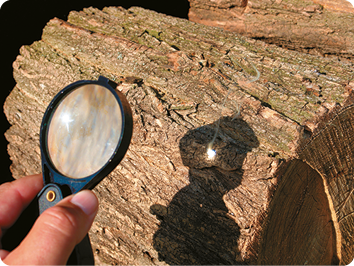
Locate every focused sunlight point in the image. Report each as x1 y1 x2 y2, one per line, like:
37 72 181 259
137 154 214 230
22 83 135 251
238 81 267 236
207 148 216 159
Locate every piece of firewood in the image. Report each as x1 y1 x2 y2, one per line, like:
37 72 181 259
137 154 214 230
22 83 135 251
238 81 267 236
188 0 354 59
4 6 354 264
313 0 354 12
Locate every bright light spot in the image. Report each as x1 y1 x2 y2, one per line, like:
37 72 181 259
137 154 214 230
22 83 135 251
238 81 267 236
61 113 72 123
61 112 74 131
207 148 216 159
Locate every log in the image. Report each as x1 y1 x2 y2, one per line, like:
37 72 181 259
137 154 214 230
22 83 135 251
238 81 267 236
4 5 354 265
312 0 354 12
188 0 354 59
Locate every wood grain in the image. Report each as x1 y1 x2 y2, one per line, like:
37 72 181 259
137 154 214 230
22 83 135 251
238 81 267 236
258 159 338 265
300 104 354 264
3 5 354 264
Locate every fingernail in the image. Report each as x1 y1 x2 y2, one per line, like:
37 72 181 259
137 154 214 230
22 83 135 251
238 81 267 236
71 190 98 216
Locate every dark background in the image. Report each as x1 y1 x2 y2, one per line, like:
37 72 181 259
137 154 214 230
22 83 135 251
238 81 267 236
0 0 190 184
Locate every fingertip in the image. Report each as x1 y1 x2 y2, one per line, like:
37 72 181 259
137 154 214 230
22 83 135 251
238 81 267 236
25 174 44 191
0 174 43 230
70 190 98 217
0 250 9 262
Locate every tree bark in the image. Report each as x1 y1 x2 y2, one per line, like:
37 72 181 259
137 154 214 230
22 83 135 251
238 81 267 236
4 6 354 265
188 0 354 59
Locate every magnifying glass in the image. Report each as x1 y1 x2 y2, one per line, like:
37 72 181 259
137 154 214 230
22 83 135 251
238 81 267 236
36 76 133 264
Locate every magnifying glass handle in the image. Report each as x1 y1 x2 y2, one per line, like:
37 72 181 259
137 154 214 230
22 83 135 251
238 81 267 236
67 235 94 265
37 184 94 265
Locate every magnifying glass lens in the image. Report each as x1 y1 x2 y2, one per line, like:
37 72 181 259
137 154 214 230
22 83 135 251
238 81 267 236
47 84 122 179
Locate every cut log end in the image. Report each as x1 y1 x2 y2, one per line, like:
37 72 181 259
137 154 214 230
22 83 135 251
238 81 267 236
258 159 339 265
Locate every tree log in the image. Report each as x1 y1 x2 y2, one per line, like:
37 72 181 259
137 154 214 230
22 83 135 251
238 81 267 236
4 6 354 265
188 0 354 59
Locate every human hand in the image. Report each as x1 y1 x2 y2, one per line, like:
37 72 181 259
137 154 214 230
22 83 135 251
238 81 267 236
0 174 98 265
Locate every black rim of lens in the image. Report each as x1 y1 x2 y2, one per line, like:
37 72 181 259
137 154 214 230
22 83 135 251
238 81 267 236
39 77 133 193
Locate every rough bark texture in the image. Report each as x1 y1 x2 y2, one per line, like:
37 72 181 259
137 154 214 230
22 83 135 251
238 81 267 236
3 5 354 265
188 0 354 59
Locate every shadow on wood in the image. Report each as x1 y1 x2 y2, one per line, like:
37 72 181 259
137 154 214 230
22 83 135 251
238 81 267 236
151 116 259 264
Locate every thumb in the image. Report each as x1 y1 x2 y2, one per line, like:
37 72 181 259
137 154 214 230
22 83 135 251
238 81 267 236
4 190 98 265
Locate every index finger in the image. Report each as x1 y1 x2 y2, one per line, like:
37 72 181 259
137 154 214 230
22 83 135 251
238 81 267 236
0 174 43 230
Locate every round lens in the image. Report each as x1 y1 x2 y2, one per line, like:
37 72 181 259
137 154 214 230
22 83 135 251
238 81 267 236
47 84 123 179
